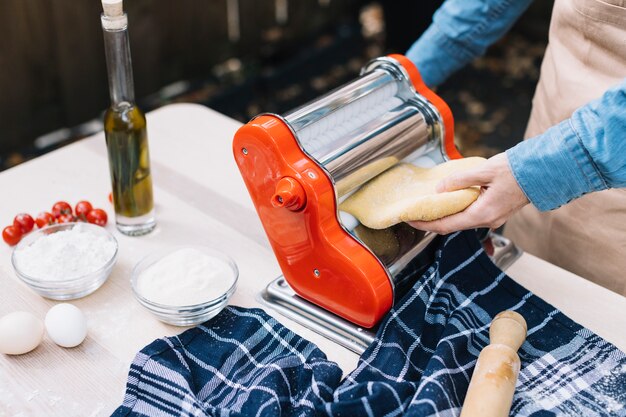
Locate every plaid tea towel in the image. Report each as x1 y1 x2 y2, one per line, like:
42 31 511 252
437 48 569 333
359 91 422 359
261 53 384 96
112 231 626 417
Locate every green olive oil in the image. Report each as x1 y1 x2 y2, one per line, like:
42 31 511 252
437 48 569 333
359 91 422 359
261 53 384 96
101 1 155 235
104 104 154 218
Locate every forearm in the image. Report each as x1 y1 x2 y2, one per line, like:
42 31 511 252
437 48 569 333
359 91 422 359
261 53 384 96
406 0 534 87
507 79 626 211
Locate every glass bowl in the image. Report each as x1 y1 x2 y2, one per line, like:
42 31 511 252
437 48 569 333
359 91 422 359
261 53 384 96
131 246 238 326
11 223 118 300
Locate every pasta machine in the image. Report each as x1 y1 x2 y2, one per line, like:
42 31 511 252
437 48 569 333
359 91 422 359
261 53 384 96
233 55 520 352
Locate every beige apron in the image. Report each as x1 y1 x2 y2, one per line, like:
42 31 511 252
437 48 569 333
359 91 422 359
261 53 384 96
505 0 626 296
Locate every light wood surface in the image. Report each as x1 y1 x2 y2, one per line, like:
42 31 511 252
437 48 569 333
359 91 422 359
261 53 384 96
0 103 624 416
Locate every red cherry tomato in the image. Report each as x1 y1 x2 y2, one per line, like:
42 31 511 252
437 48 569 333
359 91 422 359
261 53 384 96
52 201 72 218
35 212 56 228
75 201 93 221
2 225 22 246
13 213 35 234
57 214 76 224
86 209 108 227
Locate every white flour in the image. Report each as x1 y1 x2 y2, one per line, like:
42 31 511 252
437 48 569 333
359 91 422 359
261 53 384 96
135 248 235 306
14 224 116 281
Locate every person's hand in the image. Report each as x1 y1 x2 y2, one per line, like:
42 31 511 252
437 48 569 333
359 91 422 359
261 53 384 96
408 153 529 234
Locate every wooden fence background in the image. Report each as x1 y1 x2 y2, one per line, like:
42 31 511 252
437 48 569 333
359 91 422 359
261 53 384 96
0 0 362 155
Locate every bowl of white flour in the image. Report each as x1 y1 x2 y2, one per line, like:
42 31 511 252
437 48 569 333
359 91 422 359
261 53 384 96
11 223 118 300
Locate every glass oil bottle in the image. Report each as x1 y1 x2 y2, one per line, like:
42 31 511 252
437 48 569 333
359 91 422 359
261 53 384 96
100 0 155 236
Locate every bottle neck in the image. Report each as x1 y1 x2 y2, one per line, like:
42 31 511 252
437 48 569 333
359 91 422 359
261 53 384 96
101 14 135 107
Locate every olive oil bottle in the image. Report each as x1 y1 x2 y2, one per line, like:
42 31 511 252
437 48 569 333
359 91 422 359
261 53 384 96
101 0 155 236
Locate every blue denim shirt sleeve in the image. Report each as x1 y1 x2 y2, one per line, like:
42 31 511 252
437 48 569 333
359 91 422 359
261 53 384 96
405 0 534 87
507 78 626 211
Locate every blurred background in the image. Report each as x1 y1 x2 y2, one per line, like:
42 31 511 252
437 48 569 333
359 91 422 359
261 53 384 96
0 0 553 171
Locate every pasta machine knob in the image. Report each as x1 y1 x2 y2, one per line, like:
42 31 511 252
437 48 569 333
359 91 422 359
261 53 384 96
271 177 306 211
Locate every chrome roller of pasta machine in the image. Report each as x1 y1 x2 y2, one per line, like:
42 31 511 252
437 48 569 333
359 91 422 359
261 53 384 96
233 55 521 352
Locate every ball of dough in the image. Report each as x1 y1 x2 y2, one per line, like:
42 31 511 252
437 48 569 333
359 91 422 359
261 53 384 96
45 303 87 348
340 157 486 229
0 311 44 355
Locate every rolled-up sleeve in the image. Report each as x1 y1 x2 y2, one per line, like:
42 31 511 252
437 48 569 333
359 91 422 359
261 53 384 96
507 79 626 211
406 0 534 87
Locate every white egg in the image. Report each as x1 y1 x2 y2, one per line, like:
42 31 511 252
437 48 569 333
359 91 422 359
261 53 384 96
45 303 87 348
0 311 44 355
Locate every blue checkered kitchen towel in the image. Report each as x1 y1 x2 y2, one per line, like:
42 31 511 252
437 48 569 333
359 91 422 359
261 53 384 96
112 231 626 417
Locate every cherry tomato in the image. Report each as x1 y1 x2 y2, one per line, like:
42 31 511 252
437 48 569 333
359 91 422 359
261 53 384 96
35 212 56 228
13 213 35 234
52 201 72 218
2 225 22 246
108 192 113 204
86 209 108 227
57 214 76 224
75 201 93 221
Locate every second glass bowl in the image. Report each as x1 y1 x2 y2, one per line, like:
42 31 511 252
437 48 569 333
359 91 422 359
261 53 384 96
131 246 238 326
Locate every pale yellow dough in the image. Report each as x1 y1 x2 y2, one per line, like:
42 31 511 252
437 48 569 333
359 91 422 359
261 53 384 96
339 157 486 229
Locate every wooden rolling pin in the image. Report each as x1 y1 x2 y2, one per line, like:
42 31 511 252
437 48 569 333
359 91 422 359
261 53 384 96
460 311 527 417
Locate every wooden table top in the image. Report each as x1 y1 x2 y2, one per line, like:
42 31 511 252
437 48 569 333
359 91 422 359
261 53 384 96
1 103 624 416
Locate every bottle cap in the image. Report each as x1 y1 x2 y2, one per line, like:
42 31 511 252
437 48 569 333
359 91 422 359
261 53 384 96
101 0 127 30
102 0 123 17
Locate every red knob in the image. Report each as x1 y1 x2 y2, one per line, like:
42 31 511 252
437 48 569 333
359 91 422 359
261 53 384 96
272 177 306 211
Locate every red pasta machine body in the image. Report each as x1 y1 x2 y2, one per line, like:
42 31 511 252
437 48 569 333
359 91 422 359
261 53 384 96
233 55 461 328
